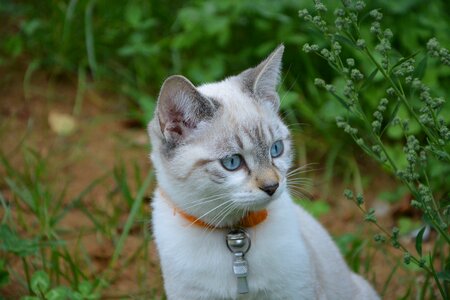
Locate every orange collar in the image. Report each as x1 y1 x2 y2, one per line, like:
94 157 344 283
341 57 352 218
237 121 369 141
158 188 268 229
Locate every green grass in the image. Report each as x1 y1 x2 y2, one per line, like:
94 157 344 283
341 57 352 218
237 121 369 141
0 148 161 299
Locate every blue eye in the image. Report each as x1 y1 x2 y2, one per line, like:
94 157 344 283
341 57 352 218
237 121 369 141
220 154 243 171
270 140 284 158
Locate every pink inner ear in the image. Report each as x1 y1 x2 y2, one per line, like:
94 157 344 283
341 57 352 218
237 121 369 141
161 106 199 138
166 123 183 136
164 108 184 136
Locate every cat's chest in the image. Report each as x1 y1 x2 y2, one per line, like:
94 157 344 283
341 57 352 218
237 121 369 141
153 199 315 299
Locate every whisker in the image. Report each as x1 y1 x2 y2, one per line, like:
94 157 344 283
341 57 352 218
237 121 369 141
288 186 314 200
187 199 234 228
182 191 230 204
287 163 319 174
287 180 314 186
201 202 237 239
287 178 314 183
207 201 235 227
286 123 309 131
214 203 239 228
287 166 318 176
177 193 229 211
287 182 314 190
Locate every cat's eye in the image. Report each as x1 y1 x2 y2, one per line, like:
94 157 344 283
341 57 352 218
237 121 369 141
270 140 284 158
220 154 243 171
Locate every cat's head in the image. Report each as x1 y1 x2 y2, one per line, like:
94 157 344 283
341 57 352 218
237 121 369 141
148 45 292 227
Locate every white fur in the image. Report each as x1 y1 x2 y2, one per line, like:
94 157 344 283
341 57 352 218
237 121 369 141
149 46 379 299
152 190 379 299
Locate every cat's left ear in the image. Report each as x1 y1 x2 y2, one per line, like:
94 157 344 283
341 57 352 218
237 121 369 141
240 44 284 111
155 75 219 144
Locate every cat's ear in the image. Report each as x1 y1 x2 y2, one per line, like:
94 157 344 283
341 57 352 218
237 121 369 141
240 44 284 111
156 75 219 143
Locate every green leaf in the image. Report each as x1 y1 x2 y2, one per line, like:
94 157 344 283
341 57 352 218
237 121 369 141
45 287 70 300
21 19 43 36
389 50 420 72
413 55 428 80
30 271 50 294
4 36 23 57
0 259 9 288
125 4 142 28
364 208 377 223
415 226 426 257
78 280 93 296
69 291 84 300
381 100 401 137
360 68 378 91
437 271 450 281
334 34 354 48
329 91 350 110
0 224 39 257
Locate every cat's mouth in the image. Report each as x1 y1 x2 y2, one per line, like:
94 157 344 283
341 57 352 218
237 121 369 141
233 191 281 211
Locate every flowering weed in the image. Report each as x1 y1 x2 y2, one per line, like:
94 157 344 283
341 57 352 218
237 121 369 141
300 0 449 298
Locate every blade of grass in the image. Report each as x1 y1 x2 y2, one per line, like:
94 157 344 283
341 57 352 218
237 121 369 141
49 183 68 221
381 260 401 297
93 170 153 293
51 172 108 227
50 249 61 285
21 257 31 294
110 170 153 266
0 192 11 224
5 178 35 212
428 253 447 298
23 60 40 102
133 161 143 189
419 271 431 300
85 0 98 78
73 65 87 116
5 119 33 158
113 165 134 208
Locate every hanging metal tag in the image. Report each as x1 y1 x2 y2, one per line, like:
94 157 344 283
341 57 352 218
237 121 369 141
226 228 251 294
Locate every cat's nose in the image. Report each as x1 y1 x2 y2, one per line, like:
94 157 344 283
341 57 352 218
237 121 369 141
259 183 279 196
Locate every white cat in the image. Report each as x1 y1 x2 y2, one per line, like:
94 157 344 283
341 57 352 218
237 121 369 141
148 45 379 300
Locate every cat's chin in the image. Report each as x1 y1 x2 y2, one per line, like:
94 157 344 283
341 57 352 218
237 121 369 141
234 195 279 211
232 186 284 211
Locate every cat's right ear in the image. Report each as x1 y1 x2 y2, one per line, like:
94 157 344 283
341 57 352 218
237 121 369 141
156 75 219 144
239 45 284 111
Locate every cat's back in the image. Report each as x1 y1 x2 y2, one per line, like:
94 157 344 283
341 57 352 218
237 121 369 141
295 204 379 299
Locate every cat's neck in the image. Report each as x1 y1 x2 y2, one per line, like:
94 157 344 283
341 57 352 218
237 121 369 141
157 187 268 229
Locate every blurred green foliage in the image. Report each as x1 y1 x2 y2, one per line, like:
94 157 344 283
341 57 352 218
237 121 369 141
0 0 448 177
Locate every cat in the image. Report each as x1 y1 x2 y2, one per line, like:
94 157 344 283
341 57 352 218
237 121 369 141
148 45 380 300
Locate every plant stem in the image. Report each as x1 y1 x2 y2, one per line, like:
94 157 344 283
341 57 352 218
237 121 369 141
363 49 438 145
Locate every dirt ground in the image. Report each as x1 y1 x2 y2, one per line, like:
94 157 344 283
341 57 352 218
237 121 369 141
0 70 434 299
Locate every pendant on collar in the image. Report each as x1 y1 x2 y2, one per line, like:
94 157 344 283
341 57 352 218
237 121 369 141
226 228 251 294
